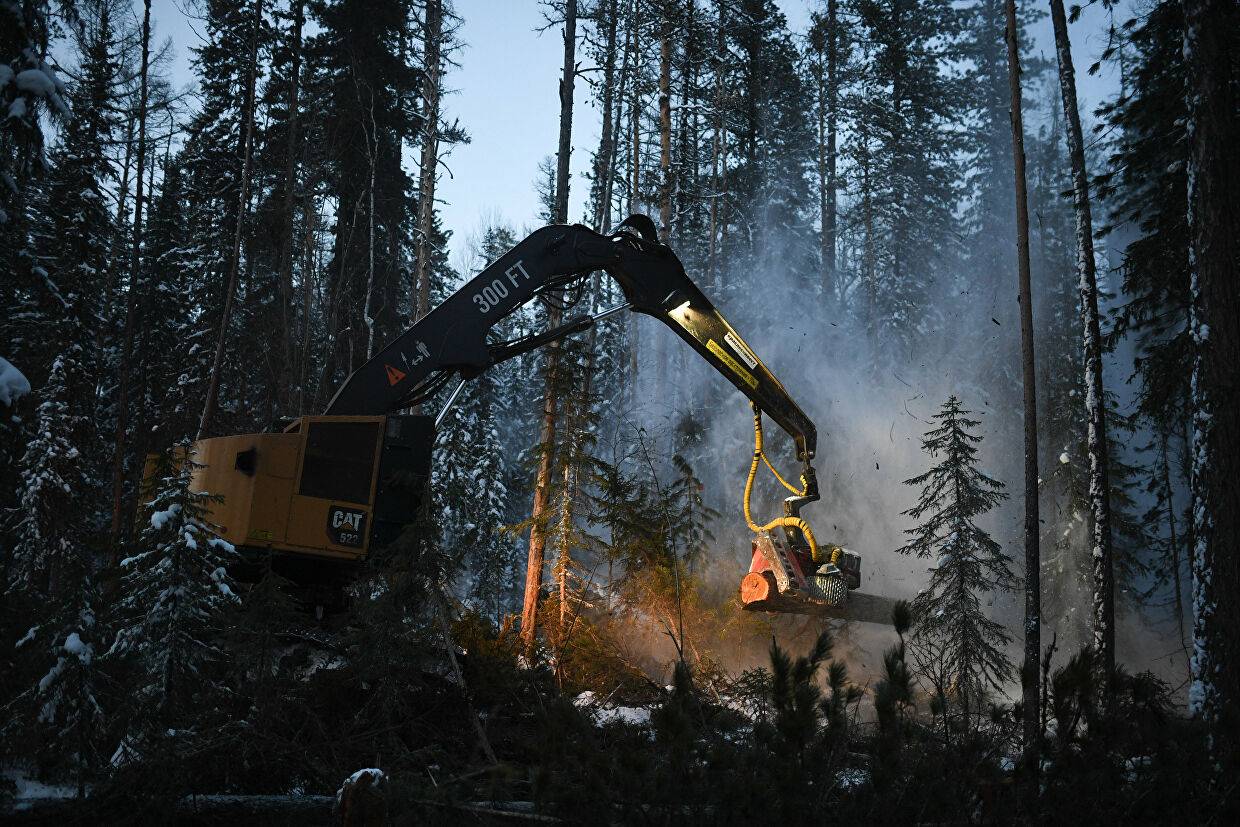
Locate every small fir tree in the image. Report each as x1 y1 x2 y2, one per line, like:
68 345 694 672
897 396 1016 717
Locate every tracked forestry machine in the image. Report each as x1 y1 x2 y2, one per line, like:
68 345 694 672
177 215 888 621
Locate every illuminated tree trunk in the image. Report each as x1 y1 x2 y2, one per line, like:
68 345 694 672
521 0 577 659
1050 0 1115 698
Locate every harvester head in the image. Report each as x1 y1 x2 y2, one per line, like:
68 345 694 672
740 531 896 625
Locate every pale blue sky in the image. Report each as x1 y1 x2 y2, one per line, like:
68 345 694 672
148 0 1125 268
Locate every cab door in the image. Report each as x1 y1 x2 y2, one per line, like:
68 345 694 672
284 417 385 560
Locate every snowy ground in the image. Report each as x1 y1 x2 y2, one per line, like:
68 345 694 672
573 690 653 727
2 769 80 811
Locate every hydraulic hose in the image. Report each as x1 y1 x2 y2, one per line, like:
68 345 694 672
743 406 839 569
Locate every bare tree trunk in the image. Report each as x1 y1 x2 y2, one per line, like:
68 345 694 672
297 197 320 414
554 0 576 226
415 0 443 322
109 0 152 547
591 0 620 233
1050 0 1115 698
813 25 829 301
114 110 135 236
1159 427 1188 666
1006 0 1041 775
825 0 839 301
362 96 378 360
811 0 840 305
861 145 875 332
197 0 265 440
706 1 725 291
1184 0 1240 755
521 0 576 660
276 0 304 414
627 0 641 402
676 0 696 247
655 12 672 404
657 20 672 240
628 0 641 217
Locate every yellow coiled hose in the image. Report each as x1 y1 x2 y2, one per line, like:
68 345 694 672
743 406 841 570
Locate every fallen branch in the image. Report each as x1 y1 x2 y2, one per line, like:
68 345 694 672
435 591 500 766
415 799 561 822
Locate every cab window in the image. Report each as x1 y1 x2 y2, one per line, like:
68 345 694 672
298 421 380 505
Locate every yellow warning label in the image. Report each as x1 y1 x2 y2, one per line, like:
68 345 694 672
707 339 758 389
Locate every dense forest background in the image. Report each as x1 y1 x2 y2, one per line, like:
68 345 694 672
2 0 1237 821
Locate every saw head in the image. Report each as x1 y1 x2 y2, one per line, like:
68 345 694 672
739 531 892 623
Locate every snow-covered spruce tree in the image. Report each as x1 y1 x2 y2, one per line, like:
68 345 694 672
5 357 104 794
897 396 1016 718
135 161 212 446
163 0 266 441
108 444 238 748
0 1 70 328
850 0 966 361
2 2 122 783
312 0 421 386
433 364 517 624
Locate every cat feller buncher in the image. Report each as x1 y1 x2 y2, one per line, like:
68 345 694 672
179 214 892 622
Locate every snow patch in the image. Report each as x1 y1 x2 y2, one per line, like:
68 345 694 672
336 768 386 807
14 68 56 97
3 770 80 810
13 67 68 115
0 357 31 406
15 625 37 648
836 768 870 789
63 631 92 665
38 660 64 693
110 737 143 768
150 502 181 529
574 691 652 727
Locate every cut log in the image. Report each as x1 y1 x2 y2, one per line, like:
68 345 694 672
740 571 899 626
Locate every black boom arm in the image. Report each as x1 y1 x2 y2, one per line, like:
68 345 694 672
323 216 818 461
